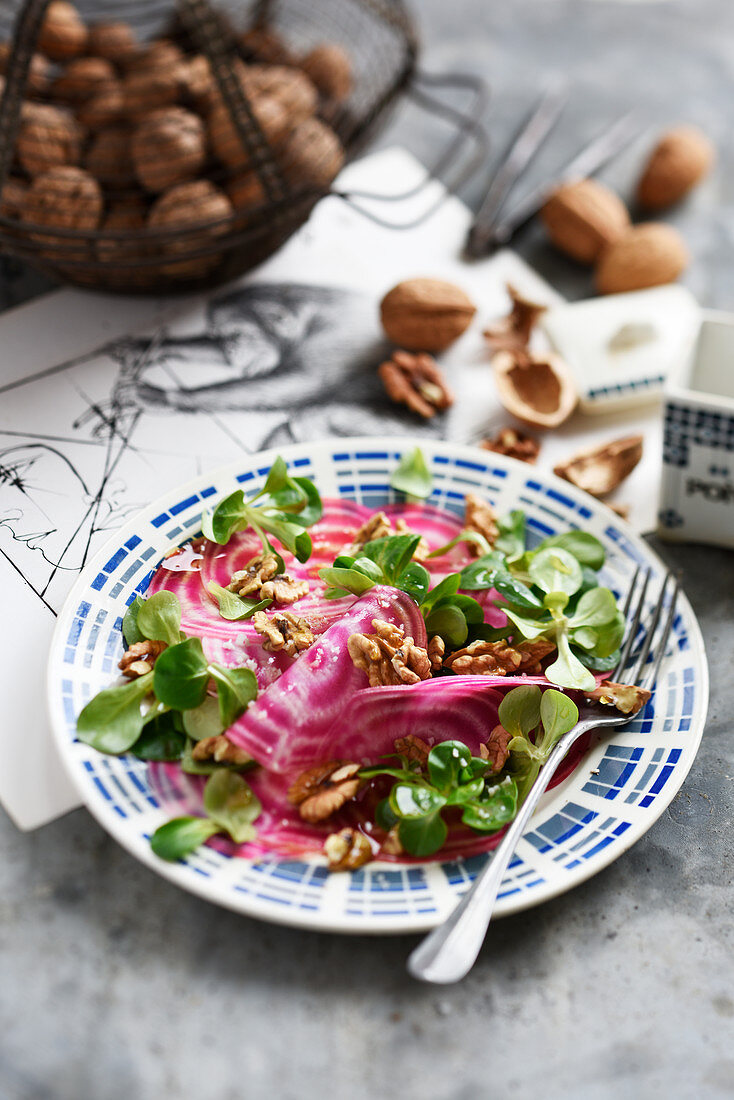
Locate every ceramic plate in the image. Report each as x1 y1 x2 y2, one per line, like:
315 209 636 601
46 438 708 934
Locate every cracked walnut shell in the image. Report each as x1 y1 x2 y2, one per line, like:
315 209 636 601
380 277 477 352
132 107 206 193
483 284 547 355
492 349 577 430
554 435 643 498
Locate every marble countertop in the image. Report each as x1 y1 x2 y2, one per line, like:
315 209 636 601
2 2 733 1098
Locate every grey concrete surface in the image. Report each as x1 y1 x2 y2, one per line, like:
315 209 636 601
2 3 734 1099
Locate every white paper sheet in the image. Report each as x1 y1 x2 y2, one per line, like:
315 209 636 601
0 146 664 830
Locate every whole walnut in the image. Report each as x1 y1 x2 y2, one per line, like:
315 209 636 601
226 171 265 210
51 57 116 103
85 126 136 186
87 22 140 66
242 64 318 124
209 93 290 169
0 176 29 219
20 166 102 260
132 107 206 192
301 44 353 101
77 82 124 129
38 1 88 61
147 179 233 279
17 103 82 177
239 26 296 66
96 198 148 264
126 39 185 75
122 68 182 120
179 55 214 113
279 116 344 189
0 44 49 97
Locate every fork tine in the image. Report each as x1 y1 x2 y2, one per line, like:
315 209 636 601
628 571 673 685
639 575 679 692
611 566 649 681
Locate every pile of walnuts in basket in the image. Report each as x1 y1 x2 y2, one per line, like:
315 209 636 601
0 1 351 283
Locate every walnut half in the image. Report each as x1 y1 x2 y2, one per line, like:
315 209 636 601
443 639 521 676
464 492 499 551
118 639 166 678
228 554 309 605
348 619 432 687
585 680 651 715
324 828 372 871
288 760 362 823
252 610 314 656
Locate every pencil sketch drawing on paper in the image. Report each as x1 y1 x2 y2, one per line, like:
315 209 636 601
0 281 443 615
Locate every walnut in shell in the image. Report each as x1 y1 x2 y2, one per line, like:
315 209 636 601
278 116 344 188
492 350 577 430
132 107 206 193
87 22 140 66
239 26 296 66
85 125 135 186
76 82 124 129
380 277 477 352
147 179 233 279
637 125 715 211
0 177 29 220
20 166 102 260
127 39 185 74
209 93 290 169
301 43 353 101
51 57 116 104
17 103 82 177
0 44 49 97
227 171 265 210
38 1 88 61
122 68 182 120
242 64 318 123
595 223 689 295
179 55 214 113
541 178 630 264
554 435 643 498
96 198 147 261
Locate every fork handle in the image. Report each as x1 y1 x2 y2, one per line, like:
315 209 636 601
407 721 592 984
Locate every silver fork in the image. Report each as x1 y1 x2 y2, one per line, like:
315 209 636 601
407 567 679 984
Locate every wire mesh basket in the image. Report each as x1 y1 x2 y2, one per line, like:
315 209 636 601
0 0 420 292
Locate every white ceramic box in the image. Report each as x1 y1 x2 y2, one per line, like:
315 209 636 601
658 310 734 548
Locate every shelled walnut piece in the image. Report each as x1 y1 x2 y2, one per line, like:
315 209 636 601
585 680 651 715
324 828 372 871
226 553 309 605
348 619 432 687
481 428 540 464
378 350 453 419
191 735 252 766
118 639 166 679
443 639 522 676
480 725 513 772
464 492 499 549
288 760 363 823
252 610 314 657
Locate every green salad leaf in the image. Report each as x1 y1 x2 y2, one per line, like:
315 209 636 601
390 447 433 500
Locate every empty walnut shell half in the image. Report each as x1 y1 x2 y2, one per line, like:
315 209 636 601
554 435 643 498
492 350 577 429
